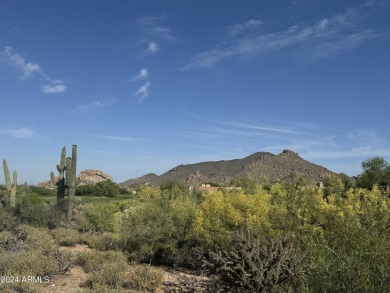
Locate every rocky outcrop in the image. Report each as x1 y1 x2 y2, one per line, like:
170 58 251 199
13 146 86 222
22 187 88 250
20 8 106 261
37 169 113 187
78 170 113 185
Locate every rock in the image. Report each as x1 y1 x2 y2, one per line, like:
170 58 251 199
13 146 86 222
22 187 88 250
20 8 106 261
37 169 113 187
77 170 113 185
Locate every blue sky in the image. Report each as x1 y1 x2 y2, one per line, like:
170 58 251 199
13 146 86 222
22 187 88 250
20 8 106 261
1 0 390 184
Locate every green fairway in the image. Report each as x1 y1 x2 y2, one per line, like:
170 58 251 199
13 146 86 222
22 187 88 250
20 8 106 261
39 194 136 204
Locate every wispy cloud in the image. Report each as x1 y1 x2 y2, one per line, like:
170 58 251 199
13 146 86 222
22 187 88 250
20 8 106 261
86 133 141 141
41 79 67 93
134 82 151 103
137 41 159 57
0 127 37 139
1 46 67 93
134 14 175 56
1 46 42 79
183 111 302 135
72 98 117 114
181 7 384 70
229 19 263 36
129 68 149 82
136 14 175 41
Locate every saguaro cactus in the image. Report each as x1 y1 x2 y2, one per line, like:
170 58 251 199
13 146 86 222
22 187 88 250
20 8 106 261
51 145 77 223
56 146 67 201
3 159 17 207
67 145 77 223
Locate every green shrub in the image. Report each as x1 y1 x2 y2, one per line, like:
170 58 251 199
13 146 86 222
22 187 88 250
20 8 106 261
83 202 121 232
16 193 62 227
30 186 56 197
76 184 96 196
94 181 120 197
120 194 198 265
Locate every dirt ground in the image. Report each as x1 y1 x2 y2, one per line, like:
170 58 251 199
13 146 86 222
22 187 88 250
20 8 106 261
37 244 219 293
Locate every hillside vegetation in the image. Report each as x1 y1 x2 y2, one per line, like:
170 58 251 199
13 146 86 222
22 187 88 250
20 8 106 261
121 150 336 189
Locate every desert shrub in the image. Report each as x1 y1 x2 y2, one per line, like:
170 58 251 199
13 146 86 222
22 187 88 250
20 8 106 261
81 262 124 290
0 281 40 293
0 205 20 231
121 192 198 265
0 250 58 276
83 202 121 232
16 192 61 227
123 265 164 291
0 225 71 278
51 227 81 246
76 250 127 273
84 231 123 251
203 228 307 293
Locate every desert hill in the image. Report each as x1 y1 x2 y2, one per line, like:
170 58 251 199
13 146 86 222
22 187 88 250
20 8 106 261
121 149 335 188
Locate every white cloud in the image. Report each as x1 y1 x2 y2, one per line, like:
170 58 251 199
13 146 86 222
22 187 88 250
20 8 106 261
181 7 383 70
0 127 36 139
229 19 263 36
86 133 141 141
1 46 67 93
147 41 159 53
136 14 175 40
136 14 168 26
72 98 117 114
134 82 151 103
129 68 149 82
41 80 67 93
1 46 42 79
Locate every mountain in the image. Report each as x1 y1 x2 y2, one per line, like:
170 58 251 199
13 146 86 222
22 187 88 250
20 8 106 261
120 149 335 188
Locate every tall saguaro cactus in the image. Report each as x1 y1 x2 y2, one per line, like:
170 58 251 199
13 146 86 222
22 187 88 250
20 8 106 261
3 159 17 207
67 145 77 223
56 146 67 200
51 145 78 223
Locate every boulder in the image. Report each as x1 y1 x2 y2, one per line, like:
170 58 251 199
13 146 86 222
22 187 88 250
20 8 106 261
78 170 113 185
